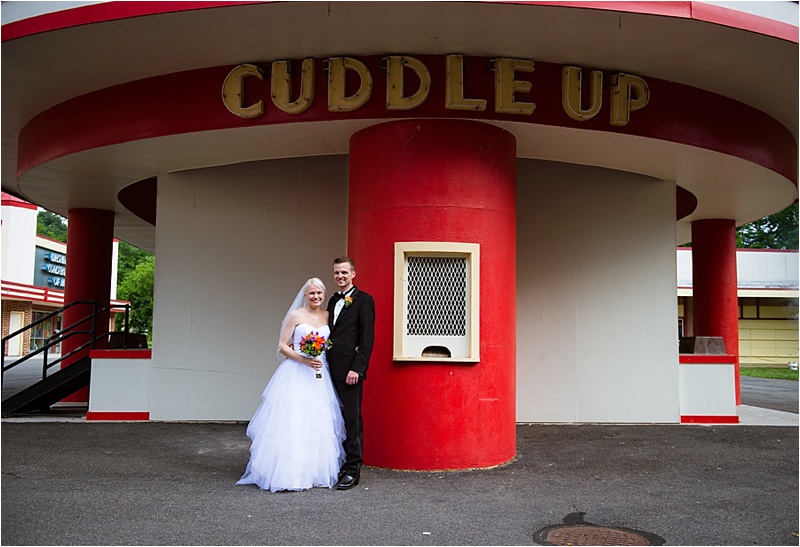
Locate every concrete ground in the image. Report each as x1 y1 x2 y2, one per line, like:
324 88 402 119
1 356 798 546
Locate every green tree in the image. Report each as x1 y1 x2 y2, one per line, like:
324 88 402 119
736 202 798 249
117 254 155 336
34 212 156 337
117 241 152 285
36 210 67 242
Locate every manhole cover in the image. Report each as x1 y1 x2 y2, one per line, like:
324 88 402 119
538 524 651 546
533 513 665 546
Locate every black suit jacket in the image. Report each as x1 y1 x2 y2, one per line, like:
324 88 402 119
326 287 375 382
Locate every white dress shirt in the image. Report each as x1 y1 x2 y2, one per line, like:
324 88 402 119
333 286 355 325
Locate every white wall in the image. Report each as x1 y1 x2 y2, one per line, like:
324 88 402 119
149 155 681 423
1 204 37 285
516 160 679 423
677 247 799 292
737 250 798 290
110 239 119 300
150 156 349 420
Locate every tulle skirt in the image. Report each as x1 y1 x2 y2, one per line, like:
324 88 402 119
237 357 345 492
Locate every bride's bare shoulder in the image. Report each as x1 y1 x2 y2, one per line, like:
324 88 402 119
286 308 305 323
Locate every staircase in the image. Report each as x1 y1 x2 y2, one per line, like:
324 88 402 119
2 356 91 416
1 300 133 417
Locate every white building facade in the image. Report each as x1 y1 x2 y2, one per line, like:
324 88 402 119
2 1 796 469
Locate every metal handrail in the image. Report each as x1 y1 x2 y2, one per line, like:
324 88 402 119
1 301 131 385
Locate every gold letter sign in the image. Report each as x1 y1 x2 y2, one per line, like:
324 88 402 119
271 59 315 115
386 56 431 110
562 66 603 121
328 57 373 112
222 64 265 119
609 73 650 126
445 55 487 111
494 58 535 115
222 57 650 124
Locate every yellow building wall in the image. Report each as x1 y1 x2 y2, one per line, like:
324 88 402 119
678 298 798 367
739 318 799 367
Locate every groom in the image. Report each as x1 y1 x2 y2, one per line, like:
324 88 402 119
327 256 375 490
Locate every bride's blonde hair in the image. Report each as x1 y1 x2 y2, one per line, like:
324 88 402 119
303 277 327 296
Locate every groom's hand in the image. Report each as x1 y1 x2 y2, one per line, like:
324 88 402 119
346 371 360 385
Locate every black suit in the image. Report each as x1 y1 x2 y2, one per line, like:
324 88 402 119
327 286 375 474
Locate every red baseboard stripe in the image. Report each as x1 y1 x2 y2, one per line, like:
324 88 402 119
86 411 150 421
90 349 152 359
681 415 740 424
679 354 737 364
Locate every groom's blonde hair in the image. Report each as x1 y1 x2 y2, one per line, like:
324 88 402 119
333 256 355 269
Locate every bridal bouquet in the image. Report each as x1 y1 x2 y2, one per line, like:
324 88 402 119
298 332 332 378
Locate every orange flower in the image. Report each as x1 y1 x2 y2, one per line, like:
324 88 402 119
299 332 332 357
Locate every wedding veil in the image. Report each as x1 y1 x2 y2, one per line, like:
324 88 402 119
276 277 328 360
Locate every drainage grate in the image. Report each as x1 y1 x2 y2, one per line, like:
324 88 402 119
533 513 665 546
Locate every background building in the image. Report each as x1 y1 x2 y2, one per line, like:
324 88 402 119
1 193 122 357
678 247 798 367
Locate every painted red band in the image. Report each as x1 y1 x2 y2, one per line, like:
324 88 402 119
86 411 150 421
681 415 740 424
89 349 153 360
679 355 737 364
18 56 796 186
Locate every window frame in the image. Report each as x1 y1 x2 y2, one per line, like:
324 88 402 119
393 242 480 362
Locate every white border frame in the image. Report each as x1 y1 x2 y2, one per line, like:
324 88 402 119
393 242 480 362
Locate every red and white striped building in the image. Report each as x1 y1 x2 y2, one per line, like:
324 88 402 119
1 192 122 358
2 1 796 469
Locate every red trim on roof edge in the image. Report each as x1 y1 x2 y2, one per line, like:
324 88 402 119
690 1 798 43
1 192 37 210
505 2 797 42
3 1 796 43
2 1 263 42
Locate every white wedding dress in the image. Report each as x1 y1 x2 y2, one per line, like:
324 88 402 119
237 324 345 492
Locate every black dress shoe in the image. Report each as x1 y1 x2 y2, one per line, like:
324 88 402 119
335 471 360 490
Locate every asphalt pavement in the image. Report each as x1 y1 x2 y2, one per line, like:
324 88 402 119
740 375 799 414
1 358 798 546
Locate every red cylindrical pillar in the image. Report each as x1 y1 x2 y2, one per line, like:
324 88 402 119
349 120 517 470
691 219 740 403
61 208 115 403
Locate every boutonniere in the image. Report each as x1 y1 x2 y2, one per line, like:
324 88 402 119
344 295 353 308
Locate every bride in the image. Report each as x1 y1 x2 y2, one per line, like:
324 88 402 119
237 278 345 492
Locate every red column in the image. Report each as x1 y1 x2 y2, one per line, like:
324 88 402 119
61 208 115 403
349 120 517 470
691 219 740 403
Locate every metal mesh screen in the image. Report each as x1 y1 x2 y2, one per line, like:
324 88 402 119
406 256 467 336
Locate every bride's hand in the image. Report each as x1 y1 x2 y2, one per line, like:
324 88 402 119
307 358 323 370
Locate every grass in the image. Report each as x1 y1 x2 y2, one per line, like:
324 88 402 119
740 367 799 381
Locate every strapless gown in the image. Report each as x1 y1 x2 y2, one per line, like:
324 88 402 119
237 324 345 492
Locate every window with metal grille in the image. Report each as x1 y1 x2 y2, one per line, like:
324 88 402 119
393 242 480 362
406 256 467 336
